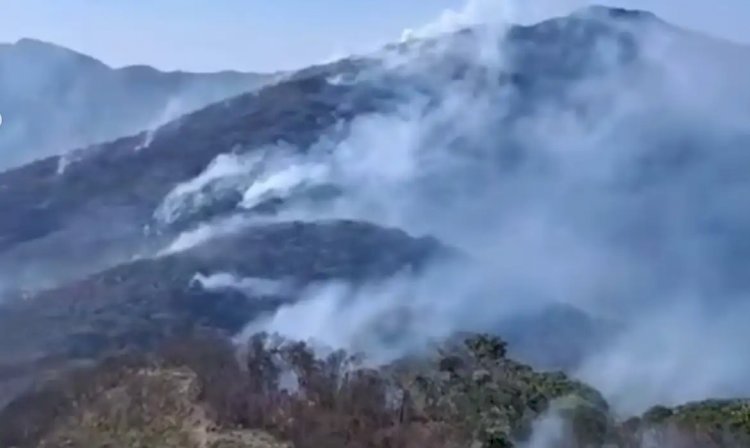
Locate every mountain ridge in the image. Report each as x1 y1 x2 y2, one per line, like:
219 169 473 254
2 6 750 447
0 37 279 169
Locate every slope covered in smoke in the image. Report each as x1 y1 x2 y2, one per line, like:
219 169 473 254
0 219 445 409
0 38 274 169
0 72 397 297
2 5 750 446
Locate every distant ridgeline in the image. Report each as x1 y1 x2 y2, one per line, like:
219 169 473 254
0 38 276 169
0 5 750 448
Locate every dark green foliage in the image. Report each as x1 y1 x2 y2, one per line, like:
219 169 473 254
618 400 750 447
466 334 508 361
642 405 675 424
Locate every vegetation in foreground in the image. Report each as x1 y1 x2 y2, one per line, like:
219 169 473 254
0 333 748 448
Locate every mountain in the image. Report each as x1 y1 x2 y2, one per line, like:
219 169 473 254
2 5 750 447
0 38 276 169
0 219 446 410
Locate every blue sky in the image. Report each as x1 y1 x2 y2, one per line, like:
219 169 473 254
3 1 750 73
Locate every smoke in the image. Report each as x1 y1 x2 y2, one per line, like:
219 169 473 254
147 0 750 420
154 150 267 226
191 272 292 298
236 261 546 364
578 298 750 414
134 97 187 151
520 407 569 448
401 0 515 42
158 214 254 255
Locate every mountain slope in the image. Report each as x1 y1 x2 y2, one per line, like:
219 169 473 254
2 6 750 446
0 38 275 168
0 74 393 295
0 219 445 409
0 7 651 295
4 5 750 300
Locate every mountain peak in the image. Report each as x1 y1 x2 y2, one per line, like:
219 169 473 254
574 5 660 22
15 37 77 53
8 37 109 69
14 37 55 46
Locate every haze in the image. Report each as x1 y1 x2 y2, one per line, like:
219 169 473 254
2 0 750 72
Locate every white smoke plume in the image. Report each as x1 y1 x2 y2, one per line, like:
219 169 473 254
401 0 515 42
153 0 750 420
191 272 292 297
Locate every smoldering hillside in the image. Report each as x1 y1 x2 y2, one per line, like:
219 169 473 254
157 6 750 414
1 3 750 436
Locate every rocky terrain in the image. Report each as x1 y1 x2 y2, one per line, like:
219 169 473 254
1 5 750 447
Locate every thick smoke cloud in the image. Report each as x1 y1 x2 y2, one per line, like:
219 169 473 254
154 0 750 419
